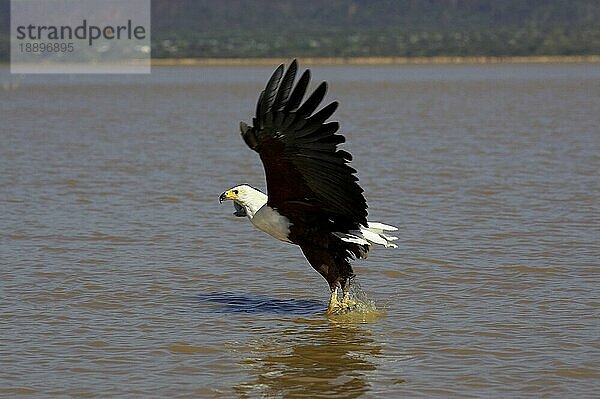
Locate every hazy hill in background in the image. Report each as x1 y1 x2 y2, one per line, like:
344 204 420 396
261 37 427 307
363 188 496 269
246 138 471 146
1 0 599 60
150 0 599 58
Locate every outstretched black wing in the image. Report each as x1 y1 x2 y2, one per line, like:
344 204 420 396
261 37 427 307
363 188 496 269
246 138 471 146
240 60 368 227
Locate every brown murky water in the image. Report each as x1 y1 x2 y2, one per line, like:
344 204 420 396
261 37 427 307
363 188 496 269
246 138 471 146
1 64 599 398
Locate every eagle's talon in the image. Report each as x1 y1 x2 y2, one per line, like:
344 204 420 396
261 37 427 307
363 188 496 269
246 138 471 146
327 287 360 314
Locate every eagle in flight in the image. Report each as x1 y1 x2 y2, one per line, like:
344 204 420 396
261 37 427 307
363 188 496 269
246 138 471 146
220 60 397 313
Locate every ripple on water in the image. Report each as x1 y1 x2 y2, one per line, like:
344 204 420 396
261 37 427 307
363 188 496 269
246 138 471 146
1 64 599 398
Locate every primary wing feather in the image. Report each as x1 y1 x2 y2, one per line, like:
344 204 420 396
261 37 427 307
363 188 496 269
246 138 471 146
240 60 368 227
272 61 297 111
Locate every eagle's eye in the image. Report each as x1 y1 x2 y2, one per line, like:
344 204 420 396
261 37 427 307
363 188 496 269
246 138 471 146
233 190 239 195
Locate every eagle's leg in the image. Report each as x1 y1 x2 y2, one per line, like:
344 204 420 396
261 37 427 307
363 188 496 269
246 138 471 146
327 286 339 313
340 277 357 310
327 279 359 314
341 277 351 303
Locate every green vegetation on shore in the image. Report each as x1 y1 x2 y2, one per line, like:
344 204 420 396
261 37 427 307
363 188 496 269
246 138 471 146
151 26 599 59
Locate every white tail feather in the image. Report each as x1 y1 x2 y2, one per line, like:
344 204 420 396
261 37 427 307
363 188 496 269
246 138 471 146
361 223 398 248
334 221 398 250
381 233 398 241
333 232 370 246
361 228 389 246
367 222 398 232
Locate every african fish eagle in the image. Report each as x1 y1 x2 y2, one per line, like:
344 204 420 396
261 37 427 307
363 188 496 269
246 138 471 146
219 60 397 313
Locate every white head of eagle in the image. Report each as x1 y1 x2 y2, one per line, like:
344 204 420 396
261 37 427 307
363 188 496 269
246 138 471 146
219 60 397 313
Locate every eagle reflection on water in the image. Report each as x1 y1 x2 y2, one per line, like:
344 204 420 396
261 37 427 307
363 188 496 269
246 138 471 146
234 320 382 398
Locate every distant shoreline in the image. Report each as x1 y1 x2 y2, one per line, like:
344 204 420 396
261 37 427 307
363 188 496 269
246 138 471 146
1 55 598 69
151 55 600 66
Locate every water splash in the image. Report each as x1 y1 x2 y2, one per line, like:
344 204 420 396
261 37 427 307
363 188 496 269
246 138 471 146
327 279 385 323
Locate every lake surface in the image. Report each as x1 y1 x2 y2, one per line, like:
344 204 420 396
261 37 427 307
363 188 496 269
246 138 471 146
1 63 599 398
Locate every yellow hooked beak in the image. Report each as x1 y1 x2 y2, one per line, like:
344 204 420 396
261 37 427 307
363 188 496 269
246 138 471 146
219 189 238 203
